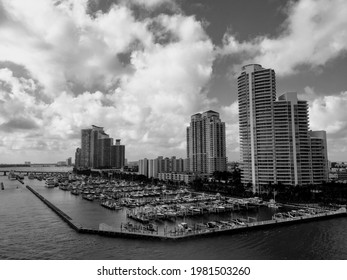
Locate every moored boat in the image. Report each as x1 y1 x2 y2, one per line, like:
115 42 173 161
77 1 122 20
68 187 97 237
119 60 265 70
8 171 16 181
45 178 56 188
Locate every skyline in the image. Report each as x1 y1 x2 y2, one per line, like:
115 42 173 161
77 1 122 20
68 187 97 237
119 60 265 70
1 0 347 163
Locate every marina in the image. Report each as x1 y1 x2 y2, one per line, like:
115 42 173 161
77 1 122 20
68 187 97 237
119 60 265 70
25 180 347 240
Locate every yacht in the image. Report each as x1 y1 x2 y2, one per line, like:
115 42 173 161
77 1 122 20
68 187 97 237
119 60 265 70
45 178 56 188
8 171 16 181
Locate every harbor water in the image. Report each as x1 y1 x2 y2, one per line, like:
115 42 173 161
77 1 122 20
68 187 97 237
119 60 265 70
1 167 347 260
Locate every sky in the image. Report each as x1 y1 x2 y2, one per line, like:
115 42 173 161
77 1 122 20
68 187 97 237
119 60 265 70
1 0 347 164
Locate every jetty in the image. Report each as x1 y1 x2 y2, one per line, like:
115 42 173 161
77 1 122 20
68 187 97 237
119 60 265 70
26 185 347 240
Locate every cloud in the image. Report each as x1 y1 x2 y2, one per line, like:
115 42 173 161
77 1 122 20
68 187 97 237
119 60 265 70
0 117 39 132
220 0 347 76
0 0 215 162
123 0 176 9
309 91 347 135
220 101 239 160
306 91 347 160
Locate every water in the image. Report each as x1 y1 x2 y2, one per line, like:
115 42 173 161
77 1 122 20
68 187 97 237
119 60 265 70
1 167 347 260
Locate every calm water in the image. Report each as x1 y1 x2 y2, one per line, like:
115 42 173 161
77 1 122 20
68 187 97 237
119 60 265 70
1 167 347 260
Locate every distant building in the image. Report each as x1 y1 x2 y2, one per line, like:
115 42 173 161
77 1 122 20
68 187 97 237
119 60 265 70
78 125 125 169
138 158 148 177
187 110 227 174
309 131 329 183
158 172 199 184
66 157 72 166
80 125 105 168
138 156 186 179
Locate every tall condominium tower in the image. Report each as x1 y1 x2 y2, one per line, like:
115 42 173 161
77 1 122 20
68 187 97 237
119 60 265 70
238 64 276 189
79 125 124 169
90 125 107 168
238 64 328 192
187 110 227 174
274 92 312 186
81 128 92 167
98 136 113 168
309 131 329 183
110 139 125 169
74 148 82 168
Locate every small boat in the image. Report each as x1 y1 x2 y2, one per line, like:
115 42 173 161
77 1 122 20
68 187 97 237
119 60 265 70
45 178 56 188
71 189 79 196
145 223 156 232
82 194 94 201
8 171 16 181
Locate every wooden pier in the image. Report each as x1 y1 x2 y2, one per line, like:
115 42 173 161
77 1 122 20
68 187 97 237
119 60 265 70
26 185 347 241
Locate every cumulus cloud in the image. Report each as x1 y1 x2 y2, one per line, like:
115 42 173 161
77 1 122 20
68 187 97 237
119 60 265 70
0 0 214 162
306 91 347 160
309 92 347 135
220 0 347 76
220 101 239 160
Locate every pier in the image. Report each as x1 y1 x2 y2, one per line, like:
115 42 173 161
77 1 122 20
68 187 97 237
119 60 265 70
26 185 347 241
1 170 69 176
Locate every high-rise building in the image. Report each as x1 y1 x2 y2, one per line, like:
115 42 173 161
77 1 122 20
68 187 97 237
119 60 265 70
237 64 328 192
80 125 107 168
75 148 82 168
79 125 124 169
187 110 227 174
238 64 276 190
138 158 148 177
274 92 312 186
148 158 159 179
98 137 113 168
110 139 125 169
81 128 92 167
309 131 329 183
90 126 107 168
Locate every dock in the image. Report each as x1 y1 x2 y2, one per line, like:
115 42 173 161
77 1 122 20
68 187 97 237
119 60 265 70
26 185 347 241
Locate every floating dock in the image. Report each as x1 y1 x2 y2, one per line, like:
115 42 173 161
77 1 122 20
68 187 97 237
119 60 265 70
26 185 347 241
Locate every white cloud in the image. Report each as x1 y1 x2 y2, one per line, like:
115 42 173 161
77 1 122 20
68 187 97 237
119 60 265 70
307 91 347 160
220 0 347 76
220 101 239 160
0 0 215 162
309 92 347 134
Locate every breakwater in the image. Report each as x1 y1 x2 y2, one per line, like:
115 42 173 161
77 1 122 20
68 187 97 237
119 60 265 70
26 185 347 241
